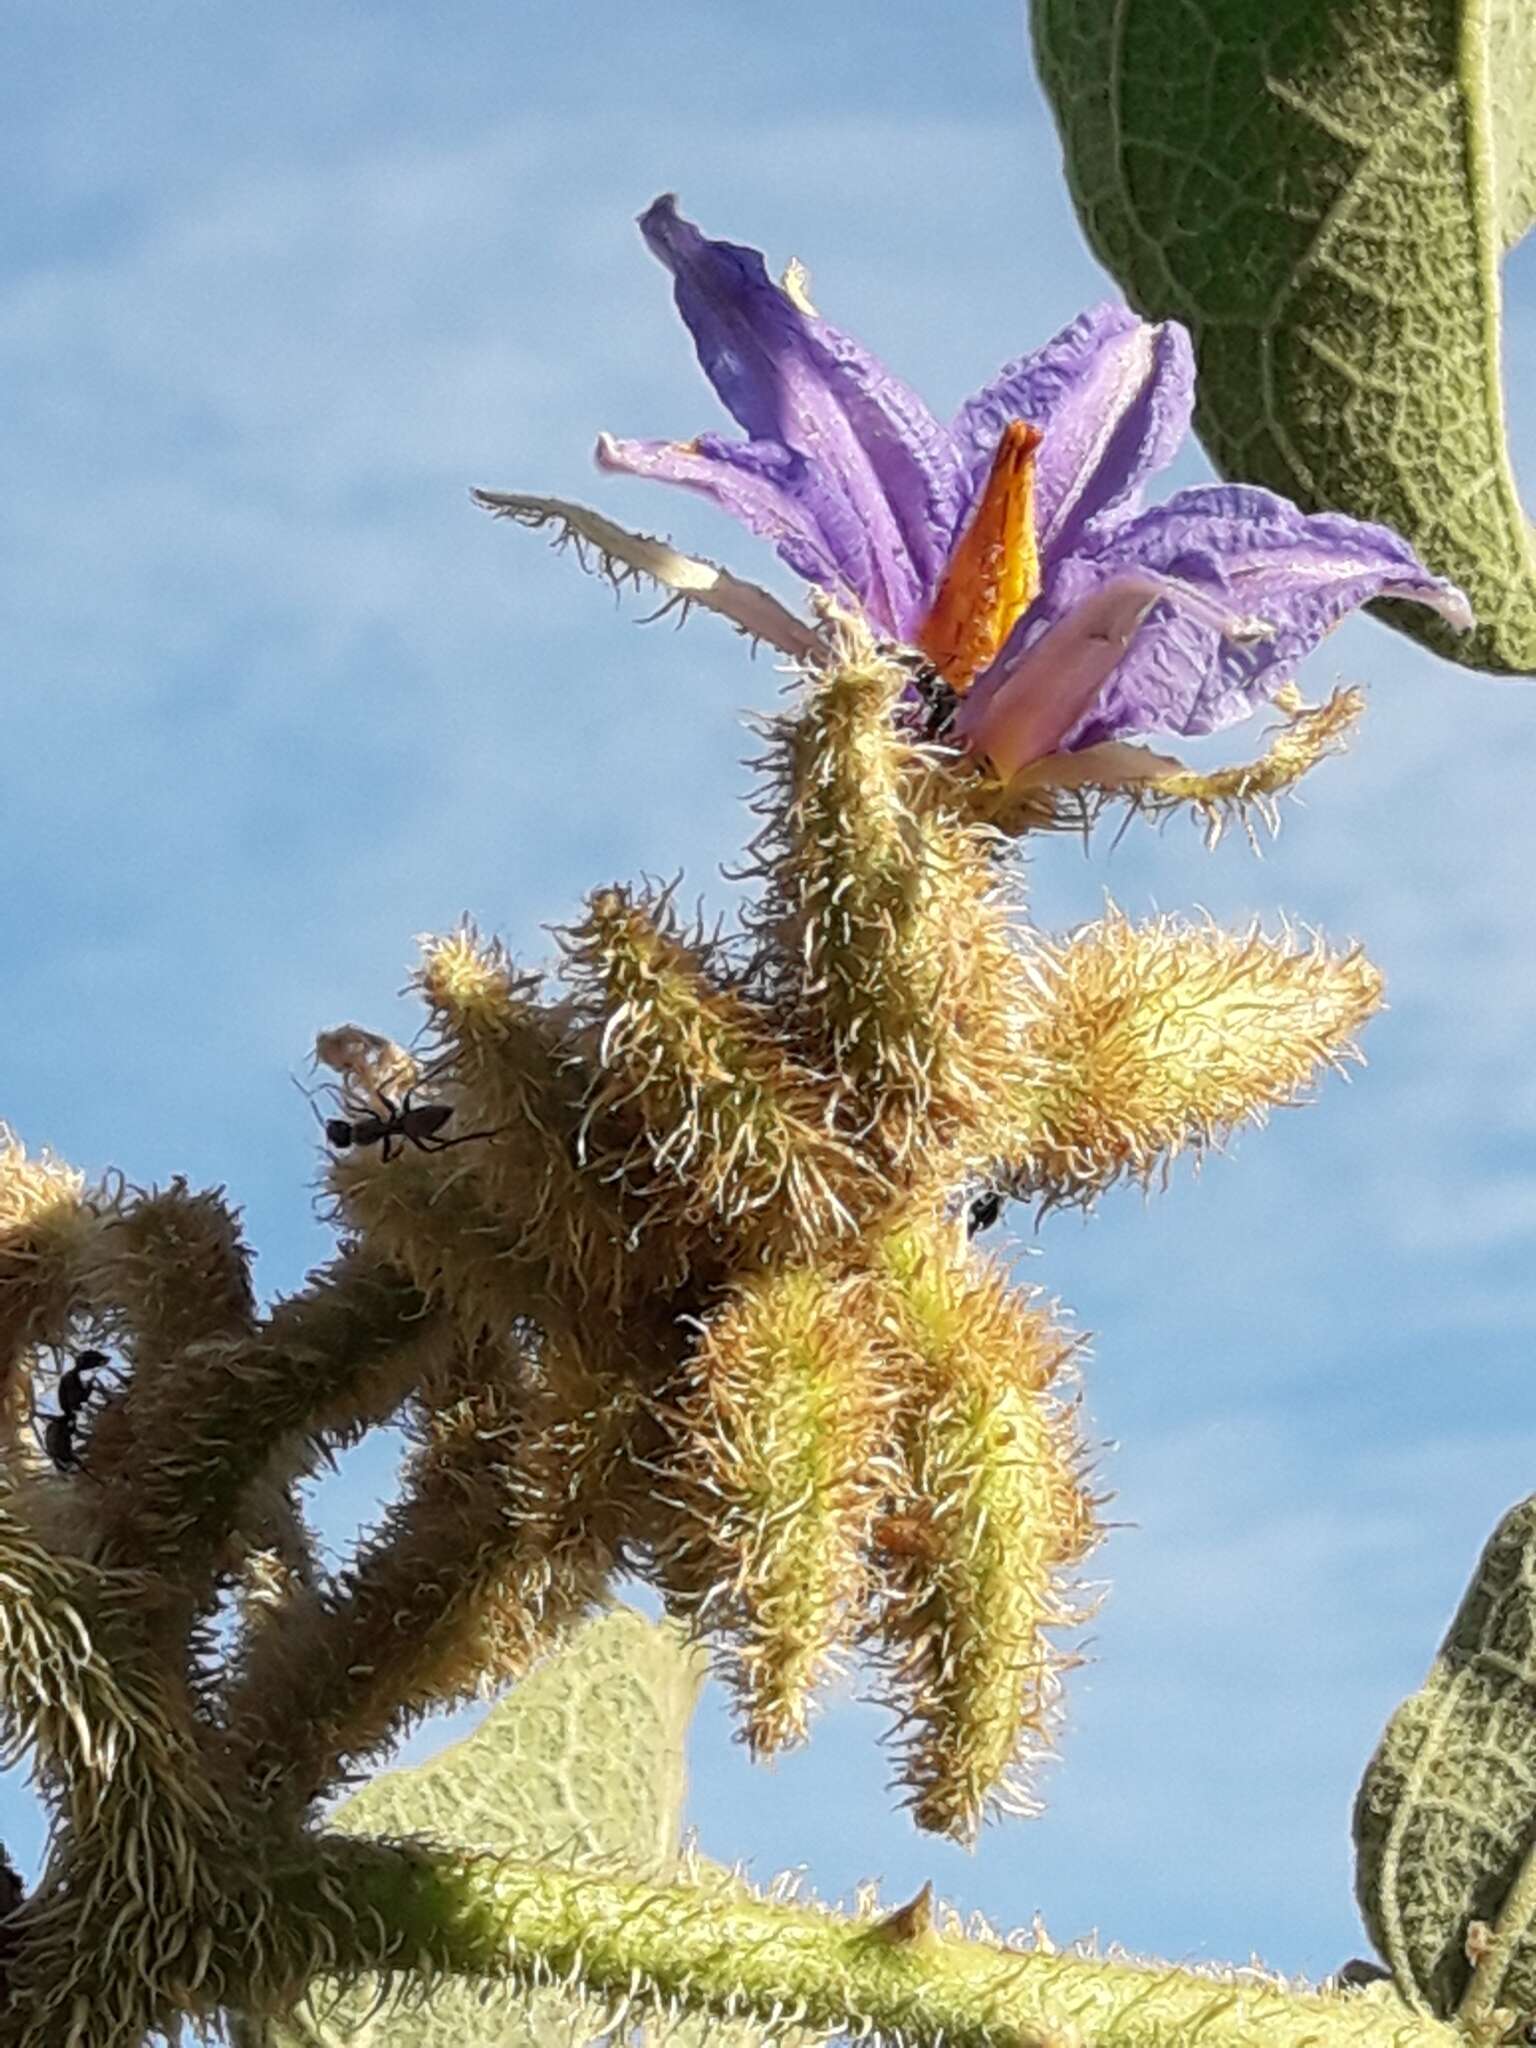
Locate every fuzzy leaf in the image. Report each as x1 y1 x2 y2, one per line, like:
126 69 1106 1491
1354 1495 1536 2016
265 1608 709 2046
1491 1 1536 249
1031 0 1536 673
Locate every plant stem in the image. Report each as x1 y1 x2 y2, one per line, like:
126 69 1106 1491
291 1845 1461 2048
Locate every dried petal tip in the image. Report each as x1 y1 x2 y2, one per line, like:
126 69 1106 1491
314 1023 418 1113
476 486 821 658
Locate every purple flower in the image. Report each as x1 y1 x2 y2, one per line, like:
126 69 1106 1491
597 197 1472 779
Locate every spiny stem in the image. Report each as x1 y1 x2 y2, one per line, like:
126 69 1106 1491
87 1254 445 1583
288 1845 1457 2048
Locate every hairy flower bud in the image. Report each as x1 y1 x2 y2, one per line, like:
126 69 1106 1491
870 1227 1096 1840
651 1266 895 1754
416 929 648 1311
0 1129 98 1373
1012 909 1383 1202
560 885 877 1261
746 628 1041 1171
330 1142 546 1337
92 1180 255 1371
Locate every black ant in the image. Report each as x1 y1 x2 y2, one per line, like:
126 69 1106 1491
885 647 959 743
323 1087 498 1164
37 1348 114 1475
966 1190 1004 1237
41 1414 81 1474
58 1348 108 1421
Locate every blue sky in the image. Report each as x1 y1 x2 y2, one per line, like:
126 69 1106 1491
4 0 1536 1990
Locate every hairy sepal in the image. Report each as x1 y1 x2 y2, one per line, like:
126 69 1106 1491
650 1267 895 1756
967 686 1365 849
1011 908 1383 1204
559 885 879 1263
0 1129 99 1377
93 1180 256 1371
869 1227 1097 1841
746 620 1042 1173
416 927 654 1313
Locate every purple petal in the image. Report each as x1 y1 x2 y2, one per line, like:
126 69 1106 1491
1098 484 1475 634
636 196 967 634
953 573 1166 776
1075 485 1471 743
951 305 1195 561
1044 563 1237 748
992 484 1474 751
596 431 872 604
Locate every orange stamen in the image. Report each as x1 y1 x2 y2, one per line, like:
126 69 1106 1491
916 420 1043 692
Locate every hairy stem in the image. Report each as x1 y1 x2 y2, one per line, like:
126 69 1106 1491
268 1843 1455 2048
88 1254 445 1582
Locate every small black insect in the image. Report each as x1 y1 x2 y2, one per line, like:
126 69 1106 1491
967 1190 1004 1237
324 1088 495 1164
889 649 959 743
57 1348 109 1421
36 1348 117 1475
916 678 960 743
41 1412 81 1473
1331 1959 1390 1992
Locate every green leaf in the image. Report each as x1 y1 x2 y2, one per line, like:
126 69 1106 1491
329 1605 704 1877
1031 0 1536 675
1354 1496 1536 2016
262 1606 710 2047
1490 1 1536 248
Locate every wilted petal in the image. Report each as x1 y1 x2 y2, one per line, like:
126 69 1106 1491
951 305 1195 559
1005 738 1190 790
638 195 966 634
1050 484 1473 746
1061 598 1241 746
472 488 825 659
954 572 1166 777
806 316 968 599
